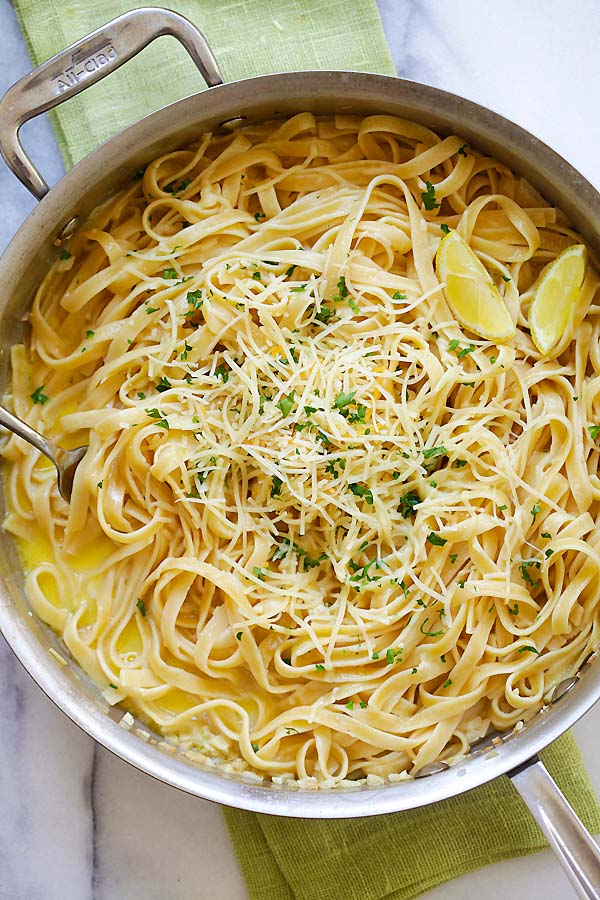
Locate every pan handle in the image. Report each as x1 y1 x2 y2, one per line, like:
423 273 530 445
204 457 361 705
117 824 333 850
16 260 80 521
509 755 600 899
0 7 223 200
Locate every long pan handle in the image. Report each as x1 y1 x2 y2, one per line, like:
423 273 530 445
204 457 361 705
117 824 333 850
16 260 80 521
0 7 223 200
510 756 600 898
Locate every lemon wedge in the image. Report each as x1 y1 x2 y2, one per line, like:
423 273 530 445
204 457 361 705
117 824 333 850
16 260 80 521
436 231 516 341
529 243 587 355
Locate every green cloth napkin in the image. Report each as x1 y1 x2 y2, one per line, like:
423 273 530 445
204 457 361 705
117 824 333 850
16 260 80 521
13 0 395 167
12 3 600 898
226 733 600 899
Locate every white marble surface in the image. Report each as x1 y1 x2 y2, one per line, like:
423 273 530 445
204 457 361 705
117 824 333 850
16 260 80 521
1 1 600 898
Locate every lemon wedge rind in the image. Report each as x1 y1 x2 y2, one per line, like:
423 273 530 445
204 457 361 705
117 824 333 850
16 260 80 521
436 231 516 342
529 243 587 356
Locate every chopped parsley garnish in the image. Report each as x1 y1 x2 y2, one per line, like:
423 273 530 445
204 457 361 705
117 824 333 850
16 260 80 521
398 490 421 518
454 459 467 468
236 632 242 640
86 330 95 339
253 566 266 581
518 646 540 654
164 178 190 194
332 276 349 302
315 664 325 671
163 267 178 279
349 482 374 505
360 701 367 709
254 212 265 221
421 180 440 211
346 700 354 710
97 481 103 489
186 289 203 310
423 445 446 460
386 648 403 665
519 559 540 588
531 502 541 523
392 290 407 300
508 603 519 615
290 284 307 292
501 274 511 282
545 548 554 558
271 475 283 498
346 403 367 425
427 531 447 547
440 224 450 235
285 265 297 277
325 457 346 479
442 679 453 688
420 617 444 637
449 340 475 358
541 532 552 539
349 558 381 590
145 408 169 430
271 539 289 561
315 429 332 447
302 551 328 571
31 385 48 405
109 683 118 690
498 504 508 511
315 304 335 324
450 553 458 564
277 391 295 417
180 341 192 361
146 304 159 314
372 651 380 660
348 297 360 314
270 537 327 572
589 425 600 440
457 144 468 157
215 365 229 383
136 599 146 617
59 249 71 260
252 271 262 281
251 743 259 752
156 376 172 393
334 391 355 411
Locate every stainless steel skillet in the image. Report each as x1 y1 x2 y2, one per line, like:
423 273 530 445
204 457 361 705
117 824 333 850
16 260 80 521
0 8 599 897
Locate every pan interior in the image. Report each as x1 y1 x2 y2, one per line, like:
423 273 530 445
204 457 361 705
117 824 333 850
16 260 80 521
1 71 600 815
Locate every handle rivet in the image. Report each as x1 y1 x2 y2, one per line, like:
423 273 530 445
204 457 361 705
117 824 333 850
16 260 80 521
550 676 579 703
218 116 247 132
55 216 79 243
415 761 449 778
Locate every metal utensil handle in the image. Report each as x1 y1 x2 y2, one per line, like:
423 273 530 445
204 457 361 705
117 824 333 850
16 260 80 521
0 6 223 200
510 756 600 899
0 404 56 463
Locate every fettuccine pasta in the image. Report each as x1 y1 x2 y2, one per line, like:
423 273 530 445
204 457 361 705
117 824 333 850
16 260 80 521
4 113 600 785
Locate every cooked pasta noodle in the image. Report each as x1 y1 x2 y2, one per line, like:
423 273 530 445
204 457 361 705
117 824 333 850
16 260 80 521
4 113 600 784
